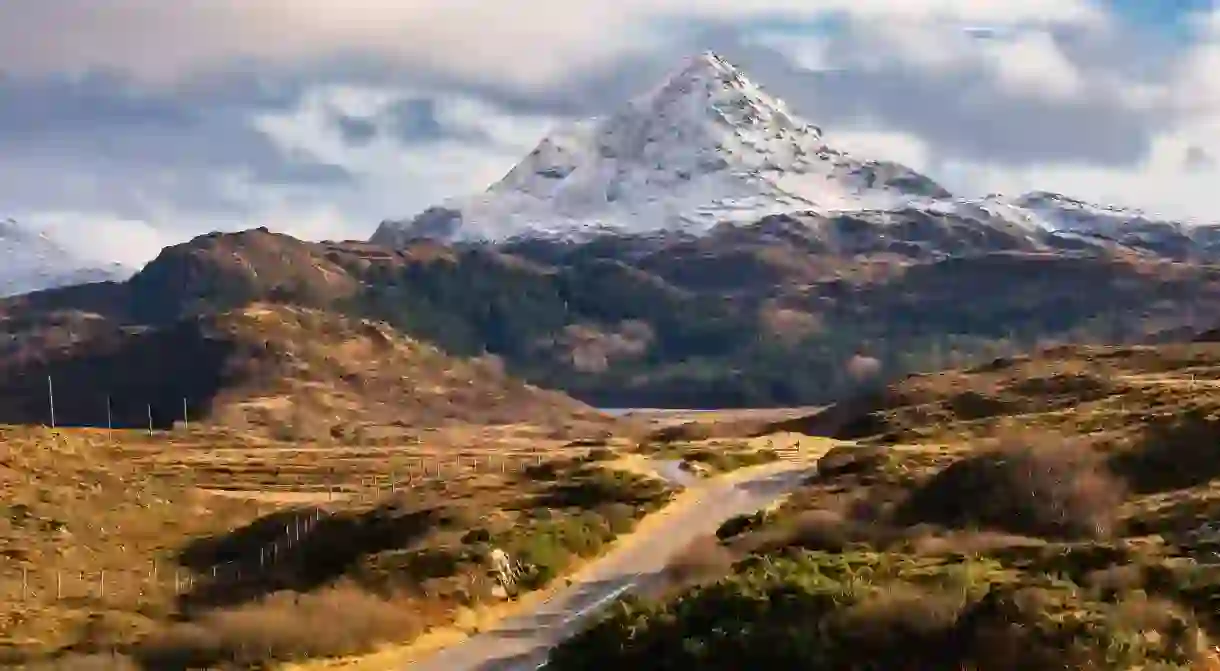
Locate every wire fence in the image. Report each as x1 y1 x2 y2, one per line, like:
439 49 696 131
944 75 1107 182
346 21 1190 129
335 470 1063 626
0 454 562 604
7 379 813 604
3 444 812 604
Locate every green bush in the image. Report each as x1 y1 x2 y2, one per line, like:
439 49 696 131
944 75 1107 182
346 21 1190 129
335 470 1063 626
683 447 779 473
506 514 617 589
546 551 1209 670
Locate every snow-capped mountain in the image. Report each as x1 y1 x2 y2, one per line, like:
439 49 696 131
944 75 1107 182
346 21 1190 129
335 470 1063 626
0 218 133 297
1009 191 1220 259
373 51 949 245
374 51 1215 259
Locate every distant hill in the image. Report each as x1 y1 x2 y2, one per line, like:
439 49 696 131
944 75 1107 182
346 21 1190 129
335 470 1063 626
0 303 601 437
4 227 1220 409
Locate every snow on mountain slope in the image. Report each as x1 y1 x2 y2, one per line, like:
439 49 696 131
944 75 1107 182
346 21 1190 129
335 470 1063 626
1010 191 1220 259
374 52 1214 259
0 218 133 297
373 52 950 245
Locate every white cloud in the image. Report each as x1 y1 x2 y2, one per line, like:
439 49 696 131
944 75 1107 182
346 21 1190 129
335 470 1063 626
249 84 559 218
831 128 933 168
6 0 1220 265
0 0 1105 90
21 211 173 267
771 19 1098 104
979 32 1084 101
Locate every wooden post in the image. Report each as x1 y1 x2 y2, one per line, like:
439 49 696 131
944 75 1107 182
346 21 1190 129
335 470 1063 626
147 403 153 436
182 397 188 431
47 376 55 428
106 395 113 441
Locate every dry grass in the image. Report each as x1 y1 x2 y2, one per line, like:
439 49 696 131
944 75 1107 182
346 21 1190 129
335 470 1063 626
781 342 1220 445
0 303 615 440
896 439 1125 540
0 413 677 668
0 427 264 659
135 584 430 668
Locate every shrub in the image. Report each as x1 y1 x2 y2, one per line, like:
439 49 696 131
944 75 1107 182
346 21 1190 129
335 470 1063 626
648 423 713 443
815 444 890 478
742 509 908 555
461 527 492 544
585 446 617 462
507 514 619 589
662 536 735 590
135 585 426 668
546 553 1211 671
896 440 1124 540
716 511 771 540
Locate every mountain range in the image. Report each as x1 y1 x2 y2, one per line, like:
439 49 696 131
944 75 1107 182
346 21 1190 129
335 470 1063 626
2 53 1220 411
373 52 1220 264
0 218 133 298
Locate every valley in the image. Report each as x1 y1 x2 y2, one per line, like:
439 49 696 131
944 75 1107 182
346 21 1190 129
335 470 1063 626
3 49 1220 671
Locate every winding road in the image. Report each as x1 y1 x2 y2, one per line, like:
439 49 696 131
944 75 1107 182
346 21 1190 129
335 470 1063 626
407 460 816 670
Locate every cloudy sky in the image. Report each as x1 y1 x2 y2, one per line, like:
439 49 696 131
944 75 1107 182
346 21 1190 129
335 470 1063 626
1 0 1217 265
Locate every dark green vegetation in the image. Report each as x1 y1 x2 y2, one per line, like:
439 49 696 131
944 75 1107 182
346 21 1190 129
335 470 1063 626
637 437 781 474
5 227 1220 410
547 345 1220 670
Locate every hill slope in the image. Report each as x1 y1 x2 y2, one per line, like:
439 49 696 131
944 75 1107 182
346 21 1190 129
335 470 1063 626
0 303 600 436
547 343 1220 670
0 426 263 659
6 227 1220 409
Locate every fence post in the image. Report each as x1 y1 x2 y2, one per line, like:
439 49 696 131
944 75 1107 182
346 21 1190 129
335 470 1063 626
47 376 55 429
56 570 61 599
21 567 26 600
98 570 105 598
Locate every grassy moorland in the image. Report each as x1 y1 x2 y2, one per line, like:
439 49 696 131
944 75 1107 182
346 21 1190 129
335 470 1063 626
548 343 1220 670
0 421 683 670
0 305 695 669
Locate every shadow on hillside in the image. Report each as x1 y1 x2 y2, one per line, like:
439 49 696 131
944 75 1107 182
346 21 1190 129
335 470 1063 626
760 391 892 440
1110 409 1220 494
0 318 252 429
175 499 445 612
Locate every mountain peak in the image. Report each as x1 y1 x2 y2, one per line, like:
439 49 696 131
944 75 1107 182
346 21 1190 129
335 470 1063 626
628 50 819 143
0 217 132 297
373 53 946 245
662 51 749 96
